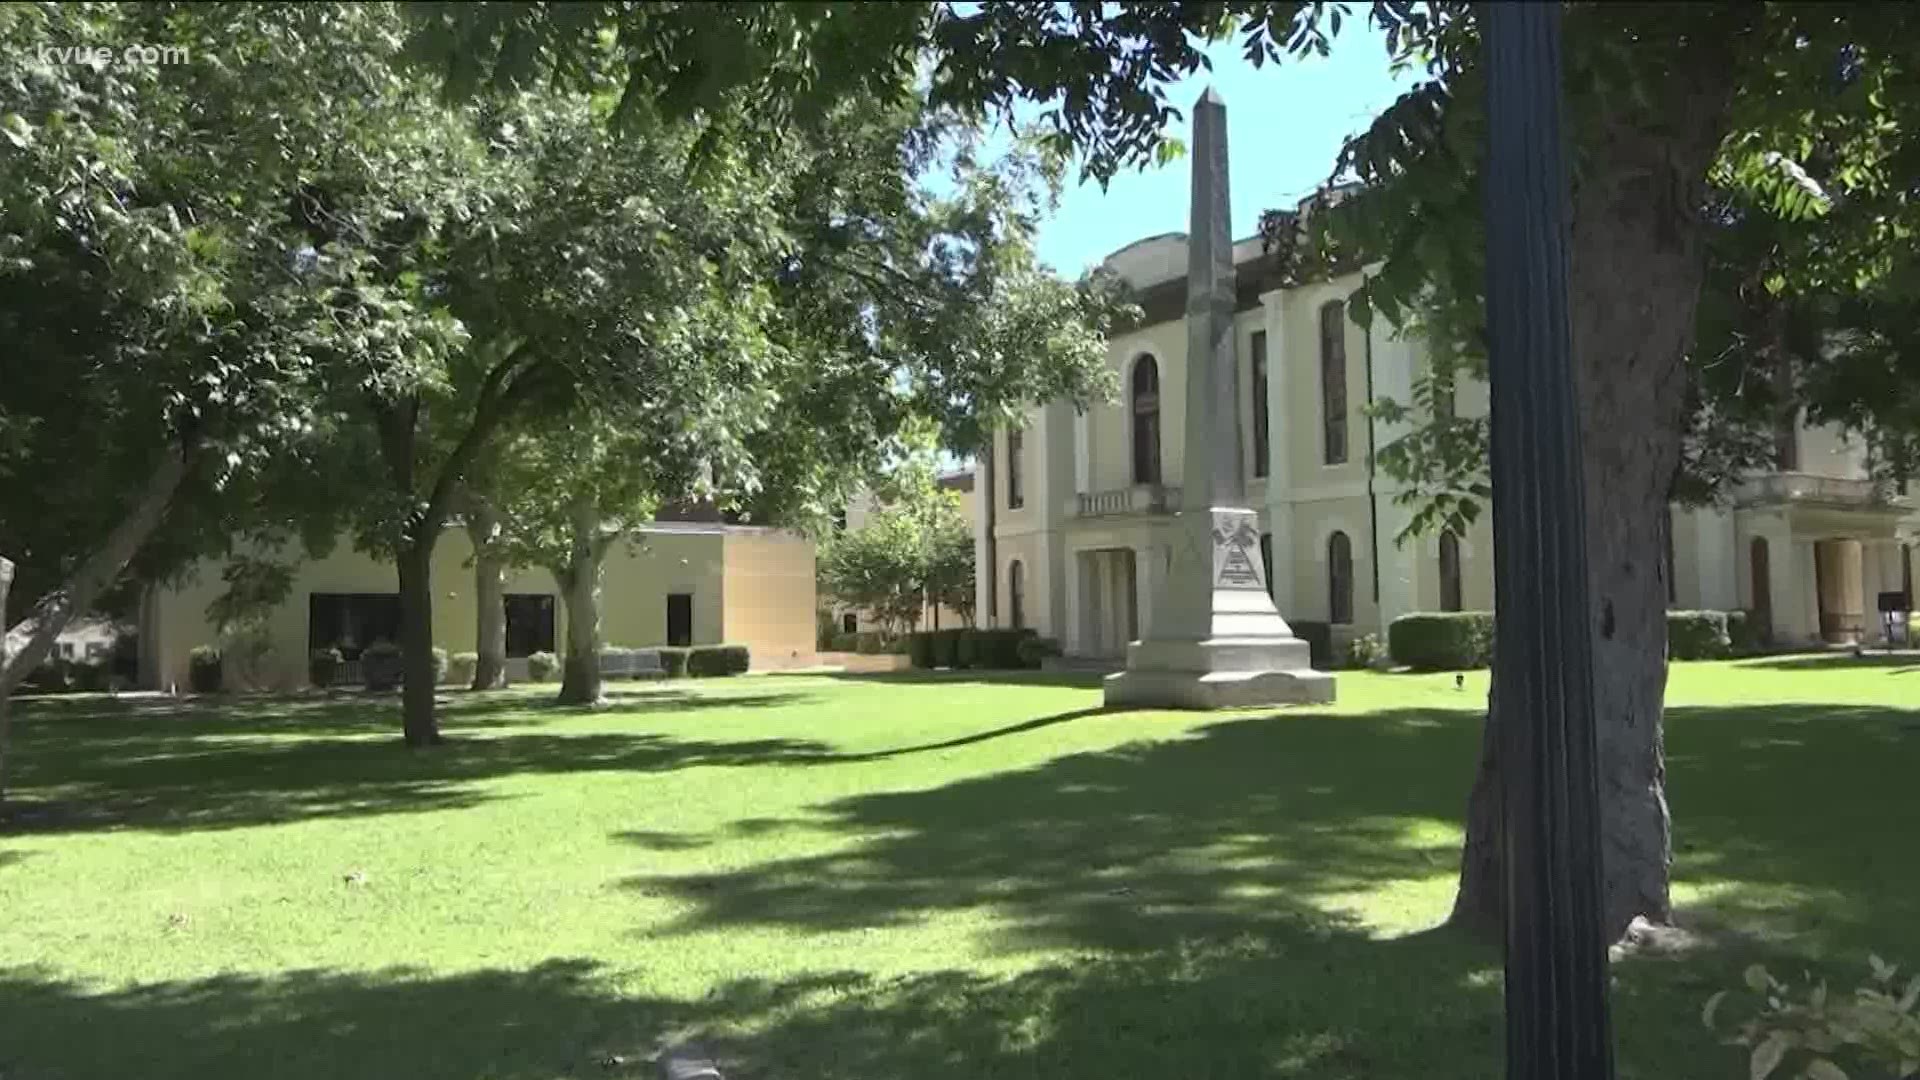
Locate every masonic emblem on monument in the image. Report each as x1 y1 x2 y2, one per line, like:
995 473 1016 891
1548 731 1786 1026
1211 521 1266 590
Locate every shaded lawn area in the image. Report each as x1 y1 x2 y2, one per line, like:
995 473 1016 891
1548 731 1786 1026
0 659 1915 1079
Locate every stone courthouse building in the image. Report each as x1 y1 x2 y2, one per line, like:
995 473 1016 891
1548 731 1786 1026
972 219 1919 659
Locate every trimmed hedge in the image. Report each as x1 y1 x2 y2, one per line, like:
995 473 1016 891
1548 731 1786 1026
431 647 450 684
1017 636 1064 667
309 647 343 688
1667 610 1731 660
188 645 223 693
968 629 1036 669
658 647 690 678
1288 621 1334 671
448 652 479 686
854 630 894 655
526 651 559 682
907 632 936 669
1388 612 1495 671
929 628 964 669
687 644 750 677
1725 609 1762 655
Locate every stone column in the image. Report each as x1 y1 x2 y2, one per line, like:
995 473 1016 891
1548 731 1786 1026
1692 507 1737 612
1260 288 1297 616
1788 538 1819 645
1372 324 1420 636
974 449 995 627
1815 538 1865 643
1133 543 1158 644
1106 88 1333 708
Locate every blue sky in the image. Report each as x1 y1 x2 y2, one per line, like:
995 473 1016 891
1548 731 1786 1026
1022 22 1412 275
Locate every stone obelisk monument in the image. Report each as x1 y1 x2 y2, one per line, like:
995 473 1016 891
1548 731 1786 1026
1105 89 1335 709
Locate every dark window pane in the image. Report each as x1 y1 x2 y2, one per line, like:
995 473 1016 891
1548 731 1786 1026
666 593 694 647
1320 301 1348 465
1251 331 1269 478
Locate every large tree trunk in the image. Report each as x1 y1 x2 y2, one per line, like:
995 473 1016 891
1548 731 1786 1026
0 445 191 694
397 537 441 747
1 558 14 803
1451 19 1745 942
466 504 507 690
555 502 604 707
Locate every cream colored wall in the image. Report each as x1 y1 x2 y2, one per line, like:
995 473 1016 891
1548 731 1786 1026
994 531 1050 634
1088 318 1188 495
150 524 824 689
1795 421 1870 480
600 530 725 648
1402 515 1496 614
152 532 560 692
1278 275 1372 494
721 529 818 669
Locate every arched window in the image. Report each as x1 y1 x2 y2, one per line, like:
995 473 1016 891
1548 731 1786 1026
1438 531 1463 613
1750 537 1772 636
1319 300 1349 465
1006 427 1025 510
1131 355 1161 485
1327 531 1354 625
1008 559 1026 630
1902 542 1913 603
1250 331 1269 478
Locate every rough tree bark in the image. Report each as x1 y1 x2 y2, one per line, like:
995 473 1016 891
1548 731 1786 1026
396 535 441 747
554 500 606 707
1452 25 1747 942
466 500 508 690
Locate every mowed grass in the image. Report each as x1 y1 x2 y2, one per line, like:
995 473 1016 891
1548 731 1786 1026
1 655 1915 1079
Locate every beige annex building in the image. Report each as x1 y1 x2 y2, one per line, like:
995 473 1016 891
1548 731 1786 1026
141 521 819 691
973 223 1920 659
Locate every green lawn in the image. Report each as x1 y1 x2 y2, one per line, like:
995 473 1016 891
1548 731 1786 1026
1 656 1915 1079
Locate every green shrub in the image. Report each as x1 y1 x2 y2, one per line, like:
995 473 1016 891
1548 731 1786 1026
1387 612 1495 671
1725 609 1763 655
907 632 936 669
22 660 71 694
71 661 110 692
1704 956 1920 1080
188 645 223 693
854 630 892 655
658 647 690 678
930 628 964 668
827 631 859 653
362 640 404 691
1016 635 1063 667
309 647 343 687
448 652 478 686
1289 620 1334 671
886 635 911 655
687 644 750 677
1667 610 1731 661
959 628 1035 669
526 650 559 682
1343 632 1387 670
431 647 450 684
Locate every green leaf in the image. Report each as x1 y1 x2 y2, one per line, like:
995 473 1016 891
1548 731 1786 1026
0 112 33 148
1704 990 1730 1029
1751 1033 1791 1080
1803 1060 1848 1080
1748 965 1775 992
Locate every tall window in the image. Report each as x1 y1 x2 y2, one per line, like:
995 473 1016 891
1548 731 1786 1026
1319 300 1349 465
1750 537 1772 632
1903 543 1913 603
1006 427 1025 509
1438 531 1463 612
666 593 694 647
1131 355 1161 484
1250 331 1270 478
1008 559 1026 630
1327 531 1354 625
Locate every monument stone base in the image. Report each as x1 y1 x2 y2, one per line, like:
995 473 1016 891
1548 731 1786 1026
1103 637 1336 710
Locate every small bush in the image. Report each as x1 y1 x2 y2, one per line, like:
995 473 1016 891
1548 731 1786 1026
854 630 893 655
22 660 71 694
188 645 223 693
431 647 450 684
448 652 478 686
907 632 936 669
1667 609 1731 661
525 651 559 682
960 628 1035 669
309 647 343 687
930 628 965 668
658 647 690 678
952 629 980 669
1017 635 1063 667
826 631 859 653
1343 632 1387 670
1289 620 1335 671
362 640 404 691
71 661 110 692
1387 612 1495 671
1725 609 1763 655
687 644 750 677
1704 955 1920 1080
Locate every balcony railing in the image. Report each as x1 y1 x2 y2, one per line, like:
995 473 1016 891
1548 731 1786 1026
1735 472 1912 510
1068 484 1183 518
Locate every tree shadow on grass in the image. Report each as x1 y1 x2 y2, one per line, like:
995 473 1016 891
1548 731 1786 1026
817 669 1107 690
4 692 829 836
1732 652 1920 673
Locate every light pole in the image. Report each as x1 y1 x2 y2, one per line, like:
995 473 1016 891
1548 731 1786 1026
1480 3 1616 1078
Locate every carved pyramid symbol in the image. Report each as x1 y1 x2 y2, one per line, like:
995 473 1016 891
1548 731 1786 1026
1217 540 1263 588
